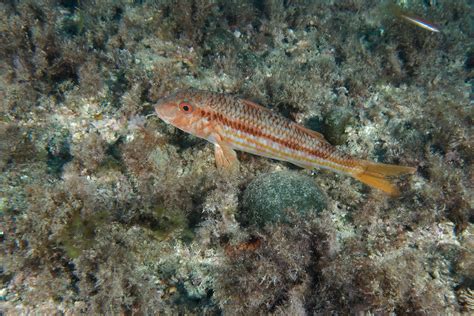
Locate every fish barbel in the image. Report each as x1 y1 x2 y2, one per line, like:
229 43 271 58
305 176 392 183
155 89 416 196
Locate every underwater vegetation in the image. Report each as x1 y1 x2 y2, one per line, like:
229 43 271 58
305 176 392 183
0 0 472 314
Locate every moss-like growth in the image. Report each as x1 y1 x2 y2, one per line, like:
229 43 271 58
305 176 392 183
214 216 316 314
58 209 110 259
239 171 327 227
46 129 73 176
144 206 193 242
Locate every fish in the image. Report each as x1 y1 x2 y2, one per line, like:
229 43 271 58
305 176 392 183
155 89 416 196
398 14 440 33
388 3 441 33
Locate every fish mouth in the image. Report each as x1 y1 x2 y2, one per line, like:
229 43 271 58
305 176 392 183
154 101 176 123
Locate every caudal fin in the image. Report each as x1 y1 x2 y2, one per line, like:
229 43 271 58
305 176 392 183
353 160 416 196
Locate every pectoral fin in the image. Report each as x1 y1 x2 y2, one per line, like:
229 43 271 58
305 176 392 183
214 144 239 174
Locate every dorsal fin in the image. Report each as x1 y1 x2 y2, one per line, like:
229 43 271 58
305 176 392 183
294 122 329 143
240 98 275 115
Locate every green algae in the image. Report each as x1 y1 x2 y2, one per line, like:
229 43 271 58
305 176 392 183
59 205 192 259
148 206 193 242
59 209 110 259
60 11 85 37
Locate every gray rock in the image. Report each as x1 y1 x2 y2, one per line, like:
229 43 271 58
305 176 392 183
240 171 327 226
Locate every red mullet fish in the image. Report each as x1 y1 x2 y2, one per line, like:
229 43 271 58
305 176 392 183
155 90 416 196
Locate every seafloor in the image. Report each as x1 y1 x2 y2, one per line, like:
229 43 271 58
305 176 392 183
0 0 472 314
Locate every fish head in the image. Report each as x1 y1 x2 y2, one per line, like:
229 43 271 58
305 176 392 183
155 90 209 136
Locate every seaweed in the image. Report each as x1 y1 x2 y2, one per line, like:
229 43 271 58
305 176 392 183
0 0 472 314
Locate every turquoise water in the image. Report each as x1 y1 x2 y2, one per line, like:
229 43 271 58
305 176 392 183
1 1 472 314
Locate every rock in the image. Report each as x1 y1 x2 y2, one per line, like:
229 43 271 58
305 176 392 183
240 171 327 226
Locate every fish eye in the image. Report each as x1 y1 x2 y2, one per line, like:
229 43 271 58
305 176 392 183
179 102 193 113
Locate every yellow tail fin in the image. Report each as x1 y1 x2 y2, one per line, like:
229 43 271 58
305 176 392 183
353 160 416 197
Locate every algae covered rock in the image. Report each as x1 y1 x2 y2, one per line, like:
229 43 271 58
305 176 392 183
240 171 327 226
